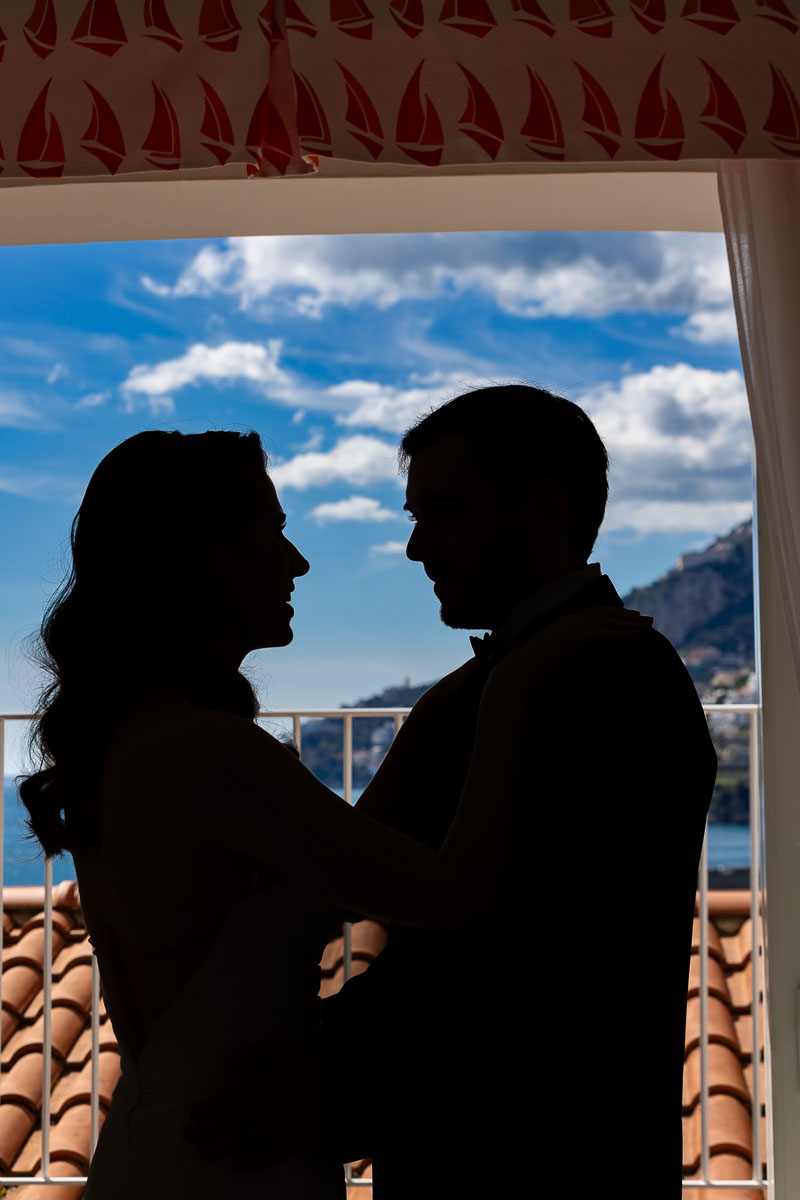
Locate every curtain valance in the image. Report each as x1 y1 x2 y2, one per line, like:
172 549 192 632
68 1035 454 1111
0 2 799 184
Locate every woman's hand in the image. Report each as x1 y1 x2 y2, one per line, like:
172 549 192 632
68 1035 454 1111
488 605 653 692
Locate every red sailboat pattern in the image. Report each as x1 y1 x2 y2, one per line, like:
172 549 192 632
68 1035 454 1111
635 57 685 159
338 62 384 158
246 83 295 175
18 79 65 178
286 0 317 37
756 0 800 34
142 82 181 169
456 64 503 159
570 0 614 37
681 0 741 35
143 0 183 52
397 61 444 165
511 0 556 35
630 0 667 34
199 77 234 165
764 63 800 155
257 1 285 46
295 71 332 156
332 0 375 40
521 67 565 160
80 82 126 173
199 0 241 52
575 63 621 157
24 0 58 60
438 0 497 39
71 0 128 56
698 59 747 152
390 0 425 38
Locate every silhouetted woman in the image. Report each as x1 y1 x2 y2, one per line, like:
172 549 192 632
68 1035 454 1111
20 430 647 1198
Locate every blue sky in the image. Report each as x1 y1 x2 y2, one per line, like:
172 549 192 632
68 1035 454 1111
1 230 752 773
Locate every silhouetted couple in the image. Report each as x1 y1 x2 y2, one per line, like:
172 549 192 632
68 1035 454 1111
21 385 715 1198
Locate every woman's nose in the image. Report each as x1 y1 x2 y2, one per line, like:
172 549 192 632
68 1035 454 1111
290 541 310 578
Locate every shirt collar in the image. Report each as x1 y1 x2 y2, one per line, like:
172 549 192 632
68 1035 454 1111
488 563 602 654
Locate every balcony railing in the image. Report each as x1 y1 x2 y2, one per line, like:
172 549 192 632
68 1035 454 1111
0 705 767 1192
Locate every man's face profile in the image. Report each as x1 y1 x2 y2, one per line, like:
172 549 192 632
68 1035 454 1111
404 433 531 631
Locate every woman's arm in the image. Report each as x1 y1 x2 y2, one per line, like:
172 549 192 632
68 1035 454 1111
165 607 650 930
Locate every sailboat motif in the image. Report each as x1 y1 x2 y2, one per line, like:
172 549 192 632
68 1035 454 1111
511 0 556 35
295 72 332 156
698 60 746 153
286 0 317 37
521 67 565 160
575 63 621 158
630 0 666 34
142 82 181 169
396 61 444 165
635 57 685 160
71 0 128 56
438 0 497 38
199 0 241 51
246 83 295 175
457 64 503 159
143 0 183 51
338 62 384 158
680 0 740 35
24 0 58 59
390 0 425 37
570 0 614 36
332 0 374 39
199 77 234 165
257 1 285 45
756 0 799 34
80 82 126 173
764 64 800 156
18 79 65 178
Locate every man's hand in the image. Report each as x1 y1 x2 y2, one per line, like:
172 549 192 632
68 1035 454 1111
184 1040 325 1171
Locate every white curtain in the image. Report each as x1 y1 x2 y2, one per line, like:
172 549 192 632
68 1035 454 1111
718 161 800 683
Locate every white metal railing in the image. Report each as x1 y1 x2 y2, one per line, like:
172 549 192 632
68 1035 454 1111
0 705 767 1191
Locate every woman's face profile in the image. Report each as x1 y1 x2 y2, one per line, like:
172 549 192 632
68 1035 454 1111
209 471 310 659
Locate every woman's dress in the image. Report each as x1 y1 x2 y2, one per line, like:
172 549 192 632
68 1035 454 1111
80 871 345 1199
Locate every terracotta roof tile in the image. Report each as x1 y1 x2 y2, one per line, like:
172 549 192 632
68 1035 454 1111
5 1159 86 1199
0 883 768 1195
683 1043 750 1109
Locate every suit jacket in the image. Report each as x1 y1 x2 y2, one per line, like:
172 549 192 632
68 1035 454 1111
319 575 716 1197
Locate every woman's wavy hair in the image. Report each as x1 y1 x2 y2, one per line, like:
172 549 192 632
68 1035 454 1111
19 429 270 858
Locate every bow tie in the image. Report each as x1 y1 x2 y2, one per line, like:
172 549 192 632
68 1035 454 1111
469 631 499 664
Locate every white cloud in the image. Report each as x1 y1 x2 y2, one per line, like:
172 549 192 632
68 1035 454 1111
675 309 739 345
75 390 110 410
604 499 752 536
270 436 399 492
120 339 291 414
46 363 68 384
0 465 83 503
331 380 440 434
582 363 752 536
309 495 400 524
370 541 407 555
0 392 41 429
144 231 736 343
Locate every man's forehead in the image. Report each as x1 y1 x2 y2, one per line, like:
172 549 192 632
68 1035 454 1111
405 433 481 498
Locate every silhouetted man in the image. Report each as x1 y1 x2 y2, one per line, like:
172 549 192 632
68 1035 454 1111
189 385 715 1195
319 385 716 1196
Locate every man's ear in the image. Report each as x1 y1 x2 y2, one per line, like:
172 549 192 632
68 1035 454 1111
526 476 569 525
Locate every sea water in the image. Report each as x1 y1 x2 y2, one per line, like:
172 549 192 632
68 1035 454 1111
2 777 752 887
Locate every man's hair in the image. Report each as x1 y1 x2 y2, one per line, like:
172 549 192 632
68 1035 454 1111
399 384 609 561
